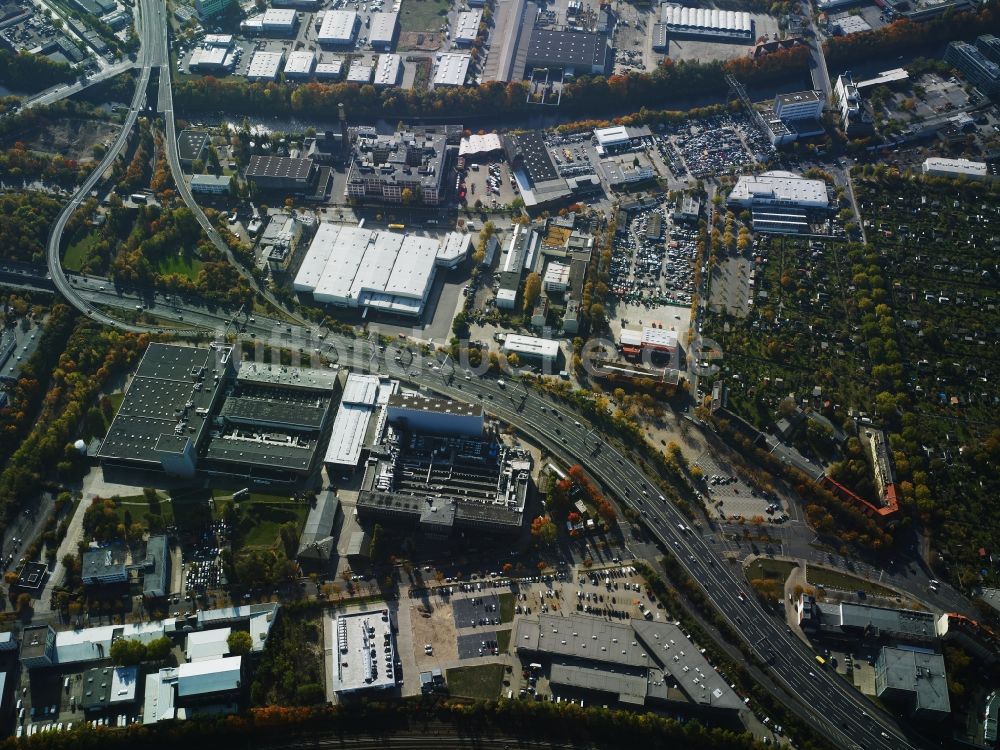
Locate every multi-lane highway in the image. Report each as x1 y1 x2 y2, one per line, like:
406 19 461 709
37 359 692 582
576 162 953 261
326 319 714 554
32 4 928 745
28 266 923 749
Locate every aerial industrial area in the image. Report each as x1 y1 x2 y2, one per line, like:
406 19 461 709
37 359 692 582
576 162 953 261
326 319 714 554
0 0 999 745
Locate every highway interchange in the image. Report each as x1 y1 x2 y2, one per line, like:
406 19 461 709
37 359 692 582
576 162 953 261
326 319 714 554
29 4 937 747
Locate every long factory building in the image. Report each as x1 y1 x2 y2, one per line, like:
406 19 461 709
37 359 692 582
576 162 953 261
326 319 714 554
293 224 470 317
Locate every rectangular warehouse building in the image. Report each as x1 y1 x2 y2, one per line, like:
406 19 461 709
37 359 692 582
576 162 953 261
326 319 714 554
283 50 316 78
454 9 482 45
318 10 359 46
293 224 469 317
502 334 560 365
526 28 610 75
246 51 284 81
368 11 399 49
324 372 398 470
433 53 471 86
373 53 402 86
661 5 752 42
245 155 315 191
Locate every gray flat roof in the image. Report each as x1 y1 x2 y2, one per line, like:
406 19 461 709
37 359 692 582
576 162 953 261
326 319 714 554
98 344 231 465
386 392 483 418
527 28 607 69
877 647 951 715
220 396 327 430
81 544 127 580
834 601 938 639
246 155 314 181
177 129 209 162
237 362 341 392
204 433 316 471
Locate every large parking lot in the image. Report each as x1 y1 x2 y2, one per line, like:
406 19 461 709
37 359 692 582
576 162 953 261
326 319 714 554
463 161 519 210
608 202 696 307
658 113 774 179
694 451 787 523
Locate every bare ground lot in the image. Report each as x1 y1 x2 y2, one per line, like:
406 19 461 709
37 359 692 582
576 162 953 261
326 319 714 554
22 119 118 162
410 600 459 668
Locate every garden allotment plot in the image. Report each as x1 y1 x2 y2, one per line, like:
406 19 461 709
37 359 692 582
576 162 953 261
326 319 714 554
854 175 1000 441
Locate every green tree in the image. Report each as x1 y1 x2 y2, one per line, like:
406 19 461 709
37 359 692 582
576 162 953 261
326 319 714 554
145 636 173 661
522 272 541 312
228 629 254 656
110 638 147 666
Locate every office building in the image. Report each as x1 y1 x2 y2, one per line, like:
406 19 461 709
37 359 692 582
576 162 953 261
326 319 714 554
317 10 359 46
81 545 127 586
977 33 1000 64
357 414 531 535
592 125 651 155
373 53 402 86
246 50 284 81
945 40 1000 96
194 0 234 20
189 45 233 73
190 174 232 195
433 52 470 86
660 5 752 42
833 14 871 35
368 11 399 49
345 127 450 204
797 596 941 644
526 28 609 75
502 334 560 365
515 613 744 713
494 222 540 308
922 157 989 180
186 628 230 663
245 155 315 191
454 9 482 45
773 90 823 121
283 49 315 78
833 72 873 136
386 393 484 436
80 666 139 714
543 261 570 292
293 224 468 317
331 609 397 695
875 647 951 720
601 154 655 186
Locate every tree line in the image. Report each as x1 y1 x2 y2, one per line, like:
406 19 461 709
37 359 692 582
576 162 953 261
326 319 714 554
172 47 809 122
0 50 75 95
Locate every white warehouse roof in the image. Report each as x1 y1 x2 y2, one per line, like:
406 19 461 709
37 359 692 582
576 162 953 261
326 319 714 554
283 50 315 77
294 224 465 316
315 60 344 79
594 125 629 147
186 627 231 662
318 10 358 43
262 8 296 27
434 53 470 86
454 9 482 43
728 171 829 208
246 51 284 81
502 334 560 360
177 656 242 697
662 6 751 32
922 157 987 178
369 11 398 45
374 53 402 86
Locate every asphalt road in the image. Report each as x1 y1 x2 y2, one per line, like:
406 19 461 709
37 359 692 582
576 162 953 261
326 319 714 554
30 8 936 744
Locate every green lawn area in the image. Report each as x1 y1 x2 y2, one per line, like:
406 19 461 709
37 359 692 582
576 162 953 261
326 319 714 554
156 252 204 279
111 492 175 530
212 490 309 550
399 0 450 32
745 559 799 583
496 629 511 654
498 592 515 623
806 565 897 597
445 663 504 700
63 230 101 271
